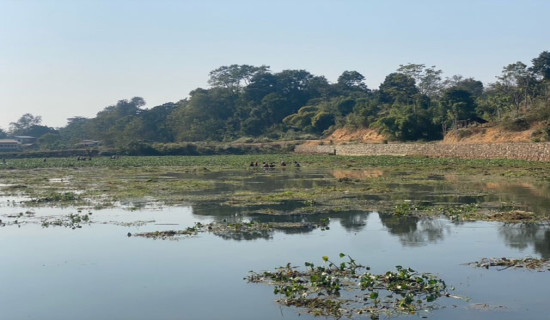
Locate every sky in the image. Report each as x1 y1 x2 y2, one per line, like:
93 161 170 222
1 0 549 130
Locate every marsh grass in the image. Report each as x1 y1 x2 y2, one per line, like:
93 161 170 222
1 155 549 222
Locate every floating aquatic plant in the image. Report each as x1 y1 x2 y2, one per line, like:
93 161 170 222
41 213 91 229
132 221 319 240
467 257 550 271
247 254 452 318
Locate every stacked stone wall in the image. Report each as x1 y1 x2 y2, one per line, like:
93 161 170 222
295 142 550 162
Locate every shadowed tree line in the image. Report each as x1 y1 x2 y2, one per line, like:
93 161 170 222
3 51 549 153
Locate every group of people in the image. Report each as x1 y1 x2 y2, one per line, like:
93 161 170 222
249 160 301 169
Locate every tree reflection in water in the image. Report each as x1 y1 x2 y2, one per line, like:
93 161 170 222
498 224 550 258
378 212 450 247
337 211 371 232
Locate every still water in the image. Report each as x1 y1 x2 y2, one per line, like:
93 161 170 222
1 170 549 319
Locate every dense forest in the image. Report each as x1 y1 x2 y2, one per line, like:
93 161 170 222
2 51 549 154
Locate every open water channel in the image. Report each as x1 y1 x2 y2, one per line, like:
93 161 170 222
1 169 549 319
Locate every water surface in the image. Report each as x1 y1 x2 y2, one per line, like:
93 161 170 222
1 169 549 319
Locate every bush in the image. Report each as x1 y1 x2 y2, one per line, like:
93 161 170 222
501 117 530 131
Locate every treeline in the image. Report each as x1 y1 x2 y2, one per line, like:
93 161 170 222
2 51 550 152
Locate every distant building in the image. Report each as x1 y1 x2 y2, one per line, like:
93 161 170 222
75 140 101 148
0 139 21 152
13 136 37 145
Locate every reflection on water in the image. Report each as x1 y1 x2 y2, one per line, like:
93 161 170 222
484 182 550 215
378 212 450 247
498 224 550 258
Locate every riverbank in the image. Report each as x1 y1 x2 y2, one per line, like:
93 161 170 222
295 142 550 162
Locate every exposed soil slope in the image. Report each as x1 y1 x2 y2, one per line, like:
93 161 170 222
321 125 538 145
441 125 537 144
326 128 387 144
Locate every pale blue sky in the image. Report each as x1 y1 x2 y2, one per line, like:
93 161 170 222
1 0 549 130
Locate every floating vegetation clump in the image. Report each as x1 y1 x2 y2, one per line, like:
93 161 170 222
247 254 453 318
41 213 91 229
467 257 550 271
32 191 81 203
133 221 319 240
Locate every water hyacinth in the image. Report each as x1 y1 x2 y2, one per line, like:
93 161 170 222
247 254 451 318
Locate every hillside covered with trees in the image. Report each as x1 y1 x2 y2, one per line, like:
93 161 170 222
2 51 549 154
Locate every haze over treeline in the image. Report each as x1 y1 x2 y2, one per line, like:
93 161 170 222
2 51 549 152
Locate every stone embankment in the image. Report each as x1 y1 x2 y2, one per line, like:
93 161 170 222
295 142 550 162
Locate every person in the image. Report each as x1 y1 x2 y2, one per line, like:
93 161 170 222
249 161 255 167
281 161 287 167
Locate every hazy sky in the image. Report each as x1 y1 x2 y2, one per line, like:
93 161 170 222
1 0 549 130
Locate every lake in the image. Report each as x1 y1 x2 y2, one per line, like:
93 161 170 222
1 167 549 319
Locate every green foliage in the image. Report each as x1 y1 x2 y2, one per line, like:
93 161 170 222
8 51 550 150
248 255 450 318
336 70 368 93
208 64 270 91
311 111 334 134
531 51 550 81
439 88 477 128
375 104 441 141
379 73 419 104
501 116 530 132
397 63 443 98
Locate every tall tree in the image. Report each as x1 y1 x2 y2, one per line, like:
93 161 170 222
452 78 484 99
531 51 550 81
169 88 237 141
90 97 146 146
439 88 477 129
379 73 418 104
208 65 270 91
336 71 368 93
497 62 535 113
9 113 42 134
397 64 443 98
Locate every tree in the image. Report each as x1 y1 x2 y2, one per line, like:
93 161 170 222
134 102 177 142
379 73 418 104
345 98 381 128
337 71 368 92
397 64 443 98
451 78 484 99
8 113 57 138
89 97 146 146
439 88 477 129
169 88 237 141
283 105 318 132
531 51 550 81
375 104 440 141
244 72 278 103
311 111 334 134
475 84 509 121
58 117 93 145
38 132 62 150
208 65 270 91
0 128 7 139
9 113 42 134
497 62 535 114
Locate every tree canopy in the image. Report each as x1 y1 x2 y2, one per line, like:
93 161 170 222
5 52 550 151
